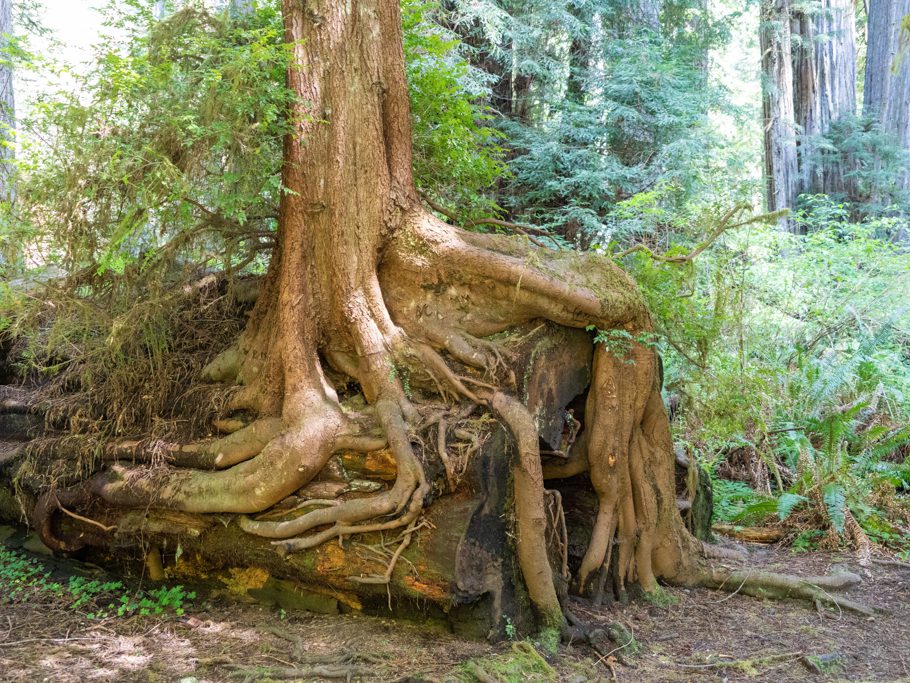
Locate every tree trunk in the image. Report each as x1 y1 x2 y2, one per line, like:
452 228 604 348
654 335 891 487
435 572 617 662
229 0 254 18
613 0 661 35
17 0 719 638
565 3 592 105
863 0 910 189
0 0 14 203
791 0 857 196
761 0 800 230
503 1 534 122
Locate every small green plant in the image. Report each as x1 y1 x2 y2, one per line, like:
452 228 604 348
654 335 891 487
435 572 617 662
0 547 195 618
586 326 660 361
503 615 516 640
791 529 825 553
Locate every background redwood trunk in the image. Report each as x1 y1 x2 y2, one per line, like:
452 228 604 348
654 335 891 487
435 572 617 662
0 0 14 204
864 0 910 190
761 0 800 230
791 0 857 196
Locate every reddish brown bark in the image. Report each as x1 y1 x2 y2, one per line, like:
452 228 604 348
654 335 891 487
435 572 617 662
791 0 857 196
864 0 910 190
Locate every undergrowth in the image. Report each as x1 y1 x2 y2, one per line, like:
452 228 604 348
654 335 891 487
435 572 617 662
0 546 195 619
617 194 910 554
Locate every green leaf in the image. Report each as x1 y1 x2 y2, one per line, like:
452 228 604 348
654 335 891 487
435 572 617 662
776 492 807 520
822 483 846 533
732 497 778 523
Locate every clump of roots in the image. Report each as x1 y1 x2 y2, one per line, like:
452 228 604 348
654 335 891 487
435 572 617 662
20 214 879 633
11 271 250 443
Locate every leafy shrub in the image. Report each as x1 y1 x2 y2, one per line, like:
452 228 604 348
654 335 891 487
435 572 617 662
621 196 910 549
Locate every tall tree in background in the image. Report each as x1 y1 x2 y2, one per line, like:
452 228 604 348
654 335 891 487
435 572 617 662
761 0 799 227
791 0 857 196
0 0 14 202
610 0 660 34
864 0 910 189
229 0 254 18
451 0 723 241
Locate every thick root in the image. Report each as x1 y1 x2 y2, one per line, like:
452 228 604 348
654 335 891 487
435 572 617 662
90 403 345 514
239 401 429 547
241 332 435 552
489 391 565 631
577 343 656 593
701 567 878 617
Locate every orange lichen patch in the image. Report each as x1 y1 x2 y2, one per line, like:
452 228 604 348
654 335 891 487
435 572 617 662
404 575 450 603
339 448 397 480
166 551 210 581
314 542 348 574
222 566 270 595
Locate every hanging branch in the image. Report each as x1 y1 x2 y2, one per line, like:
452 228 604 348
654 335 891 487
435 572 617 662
614 206 789 263
421 195 554 248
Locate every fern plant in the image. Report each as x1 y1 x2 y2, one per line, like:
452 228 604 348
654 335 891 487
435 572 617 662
725 338 910 554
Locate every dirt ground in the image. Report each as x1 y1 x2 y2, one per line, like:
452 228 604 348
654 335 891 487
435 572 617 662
1 541 909 683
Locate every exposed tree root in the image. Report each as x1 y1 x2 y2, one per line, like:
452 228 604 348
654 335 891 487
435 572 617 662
488 391 564 629
227 664 373 681
28 170 861 635
55 497 116 533
700 567 878 617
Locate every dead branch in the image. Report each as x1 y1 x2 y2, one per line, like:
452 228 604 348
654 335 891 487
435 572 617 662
613 205 787 263
713 524 786 544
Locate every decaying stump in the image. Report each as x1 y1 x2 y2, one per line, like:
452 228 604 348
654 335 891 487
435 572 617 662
0 323 706 638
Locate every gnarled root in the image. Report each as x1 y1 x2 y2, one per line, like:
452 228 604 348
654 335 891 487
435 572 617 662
30 209 862 633
239 397 431 553
699 566 878 616
488 391 564 630
88 402 345 514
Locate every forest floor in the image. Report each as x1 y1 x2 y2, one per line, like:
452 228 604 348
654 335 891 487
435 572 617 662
1 534 909 683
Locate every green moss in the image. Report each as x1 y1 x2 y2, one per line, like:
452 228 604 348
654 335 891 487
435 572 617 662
640 584 679 608
534 627 560 656
455 641 556 682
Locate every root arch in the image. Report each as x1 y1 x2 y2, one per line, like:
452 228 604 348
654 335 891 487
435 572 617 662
36 210 711 631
